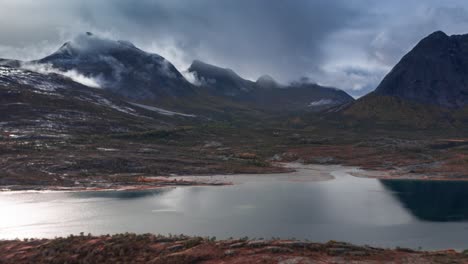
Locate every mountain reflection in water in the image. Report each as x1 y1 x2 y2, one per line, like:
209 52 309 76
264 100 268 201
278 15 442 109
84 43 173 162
381 179 468 222
70 189 170 200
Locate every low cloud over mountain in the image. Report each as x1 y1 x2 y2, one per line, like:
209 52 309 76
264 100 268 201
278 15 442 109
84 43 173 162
2 1 468 96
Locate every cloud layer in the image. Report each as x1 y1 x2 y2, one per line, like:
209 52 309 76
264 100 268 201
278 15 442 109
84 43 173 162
21 62 102 88
2 0 468 96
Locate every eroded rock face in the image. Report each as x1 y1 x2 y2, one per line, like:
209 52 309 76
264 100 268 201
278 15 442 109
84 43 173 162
375 31 468 108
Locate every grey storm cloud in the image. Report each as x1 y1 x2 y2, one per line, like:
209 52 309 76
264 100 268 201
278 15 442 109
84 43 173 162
2 0 468 96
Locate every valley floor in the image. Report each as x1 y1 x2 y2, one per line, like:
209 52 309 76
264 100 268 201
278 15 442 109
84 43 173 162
2 124 468 191
1 234 467 264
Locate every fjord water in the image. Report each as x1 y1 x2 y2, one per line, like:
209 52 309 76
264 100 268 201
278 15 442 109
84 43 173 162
2 168 468 250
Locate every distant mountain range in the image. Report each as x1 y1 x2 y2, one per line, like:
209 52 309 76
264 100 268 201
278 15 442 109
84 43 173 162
188 60 354 111
0 32 354 116
2 31 468 130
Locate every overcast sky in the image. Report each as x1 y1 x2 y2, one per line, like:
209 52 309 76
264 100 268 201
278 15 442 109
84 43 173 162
1 0 468 96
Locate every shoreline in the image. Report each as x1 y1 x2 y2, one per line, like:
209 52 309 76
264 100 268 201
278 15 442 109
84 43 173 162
348 166 468 182
0 178 229 193
3 162 468 192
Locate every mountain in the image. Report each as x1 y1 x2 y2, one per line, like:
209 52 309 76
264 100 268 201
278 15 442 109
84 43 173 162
188 60 354 111
374 31 468 108
0 37 265 125
252 81 354 112
255 75 280 90
341 31 468 129
188 60 255 97
37 32 195 101
1 32 355 127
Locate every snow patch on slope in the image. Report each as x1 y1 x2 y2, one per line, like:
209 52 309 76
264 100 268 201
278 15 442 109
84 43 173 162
75 94 139 116
129 102 196 117
308 99 336 107
0 66 60 91
95 97 137 115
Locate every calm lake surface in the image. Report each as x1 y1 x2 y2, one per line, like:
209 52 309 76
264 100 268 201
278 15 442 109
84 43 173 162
2 165 468 250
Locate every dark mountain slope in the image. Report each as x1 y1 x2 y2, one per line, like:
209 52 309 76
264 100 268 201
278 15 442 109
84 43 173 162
188 60 354 112
252 82 354 112
374 31 468 108
341 31 468 129
0 65 194 139
31 35 269 119
188 60 256 97
255 75 280 90
342 94 455 129
10 33 353 116
37 32 195 101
